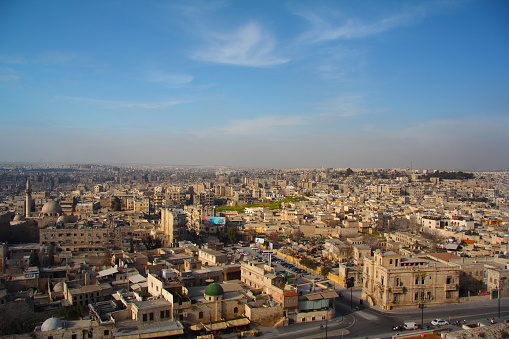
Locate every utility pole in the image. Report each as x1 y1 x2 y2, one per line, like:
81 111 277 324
419 303 424 329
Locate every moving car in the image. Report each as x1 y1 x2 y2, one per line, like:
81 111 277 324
431 319 449 326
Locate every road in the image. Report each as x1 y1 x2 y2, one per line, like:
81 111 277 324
233 246 509 338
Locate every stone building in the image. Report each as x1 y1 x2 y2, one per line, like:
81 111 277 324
362 250 461 309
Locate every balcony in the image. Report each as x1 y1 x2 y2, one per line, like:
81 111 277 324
391 286 405 294
444 284 458 291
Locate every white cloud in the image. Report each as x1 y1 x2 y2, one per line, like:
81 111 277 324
146 71 193 87
0 54 27 64
296 6 426 43
0 67 20 81
192 21 288 67
60 96 192 110
315 95 369 119
190 115 308 137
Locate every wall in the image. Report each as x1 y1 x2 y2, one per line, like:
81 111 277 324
245 303 283 326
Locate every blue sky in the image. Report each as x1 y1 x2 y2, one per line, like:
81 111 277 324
1 0 508 169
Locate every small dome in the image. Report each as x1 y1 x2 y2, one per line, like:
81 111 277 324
41 317 64 331
204 283 224 297
53 282 64 293
13 214 25 221
41 201 62 215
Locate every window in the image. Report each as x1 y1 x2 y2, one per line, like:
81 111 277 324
104 330 109 335
389 259 393 265
161 310 165 318
446 276 452 284
421 277 425 284
149 313 154 321
143 314 147 322
166 310 170 318
414 292 419 301
199 312 203 319
415 277 419 285
234 307 238 313
72 335 77 339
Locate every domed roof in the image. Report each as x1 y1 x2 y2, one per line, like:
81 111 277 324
41 200 62 215
53 282 64 293
204 283 224 297
13 214 25 221
41 317 64 331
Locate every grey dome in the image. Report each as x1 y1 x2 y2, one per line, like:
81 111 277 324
53 282 64 293
41 317 64 331
41 201 62 215
13 214 25 221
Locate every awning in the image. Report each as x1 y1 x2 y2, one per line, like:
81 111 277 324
203 321 227 331
227 318 250 327
190 324 203 331
320 291 339 299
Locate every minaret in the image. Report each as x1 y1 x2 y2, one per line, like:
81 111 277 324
25 178 32 218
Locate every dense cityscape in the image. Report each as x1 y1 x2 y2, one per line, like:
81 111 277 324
2 1 508 338
0 163 508 338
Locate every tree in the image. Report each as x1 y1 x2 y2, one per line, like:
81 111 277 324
228 227 238 244
111 196 121 211
143 236 161 250
321 266 330 278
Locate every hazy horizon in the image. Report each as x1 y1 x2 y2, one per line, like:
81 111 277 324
1 1 508 170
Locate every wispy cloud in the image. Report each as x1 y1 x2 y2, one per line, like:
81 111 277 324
315 95 369 119
192 21 288 67
191 115 308 137
0 54 27 64
296 6 426 43
0 67 20 81
60 96 193 110
145 70 193 87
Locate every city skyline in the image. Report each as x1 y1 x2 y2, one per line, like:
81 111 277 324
1 0 508 170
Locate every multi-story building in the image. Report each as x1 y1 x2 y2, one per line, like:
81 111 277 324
161 208 188 247
362 250 461 309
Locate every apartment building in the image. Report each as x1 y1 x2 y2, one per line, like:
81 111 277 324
160 208 188 247
362 250 460 309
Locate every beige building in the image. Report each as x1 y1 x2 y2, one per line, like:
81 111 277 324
63 282 113 306
362 250 461 309
161 208 188 246
198 248 228 267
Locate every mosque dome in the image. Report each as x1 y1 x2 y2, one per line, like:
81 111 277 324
41 201 62 215
53 282 64 293
41 317 64 331
13 214 25 221
204 283 224 297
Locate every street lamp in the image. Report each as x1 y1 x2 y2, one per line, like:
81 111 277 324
419 303 424 329
496 288 501 318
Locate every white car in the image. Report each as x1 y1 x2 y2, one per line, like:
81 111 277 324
431 319 449 326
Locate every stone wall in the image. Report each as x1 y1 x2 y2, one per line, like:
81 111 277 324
245 303 283 326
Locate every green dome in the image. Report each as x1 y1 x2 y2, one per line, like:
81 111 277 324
204 283 224 297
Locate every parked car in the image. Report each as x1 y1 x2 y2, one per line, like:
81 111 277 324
404 322 420 330
392 325 404 331
431 319 449 326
